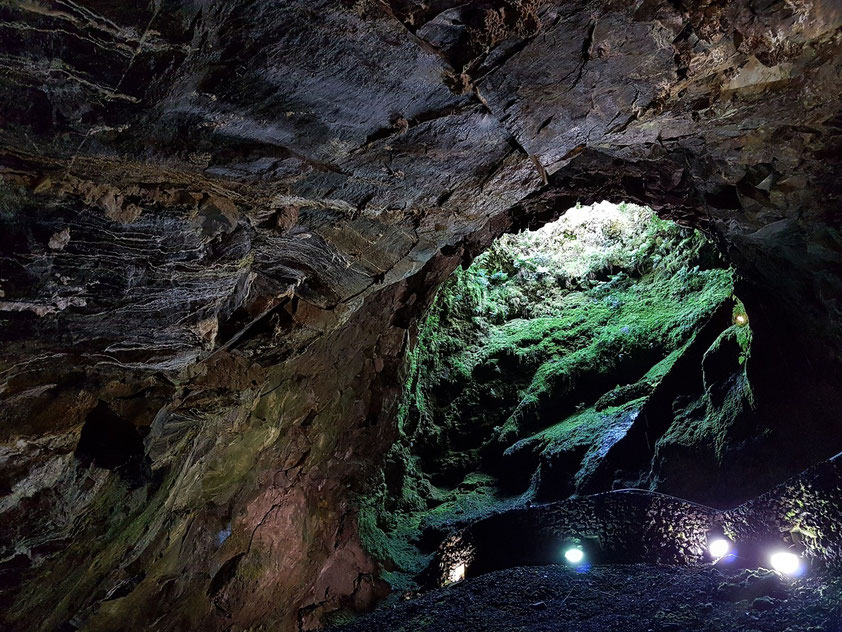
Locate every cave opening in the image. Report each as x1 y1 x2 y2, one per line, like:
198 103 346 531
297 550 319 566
359 201 763 590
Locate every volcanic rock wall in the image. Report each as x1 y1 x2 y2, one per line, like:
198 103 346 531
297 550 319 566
431 451 842 587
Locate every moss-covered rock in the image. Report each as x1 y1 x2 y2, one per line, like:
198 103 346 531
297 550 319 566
360 202 746 589
649 325 759 500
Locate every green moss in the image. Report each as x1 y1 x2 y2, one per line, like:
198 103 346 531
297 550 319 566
421 474 515 530
487 264 731 438
359 202 737 589
357 497 430 591
642 346 686 383
732 298 753 364
649 323 757 496
519 398 646 452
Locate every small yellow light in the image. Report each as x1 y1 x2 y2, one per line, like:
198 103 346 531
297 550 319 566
735 314 747 325
448 563 466 583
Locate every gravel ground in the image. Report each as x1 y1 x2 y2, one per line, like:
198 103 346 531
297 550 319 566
333 564 842 632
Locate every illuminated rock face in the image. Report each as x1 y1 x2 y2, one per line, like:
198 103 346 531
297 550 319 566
0 1 841 630
430 453 842 587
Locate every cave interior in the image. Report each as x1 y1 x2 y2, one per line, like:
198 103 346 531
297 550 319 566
1 1 842 631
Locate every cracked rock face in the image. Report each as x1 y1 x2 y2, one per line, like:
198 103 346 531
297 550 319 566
1 1 841 630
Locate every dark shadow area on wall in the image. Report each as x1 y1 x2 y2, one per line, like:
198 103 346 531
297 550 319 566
75 401 151 486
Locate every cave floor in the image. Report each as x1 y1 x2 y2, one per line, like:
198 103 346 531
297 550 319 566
333 564 842 632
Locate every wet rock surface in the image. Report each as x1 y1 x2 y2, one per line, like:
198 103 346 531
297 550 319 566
1 0 841 630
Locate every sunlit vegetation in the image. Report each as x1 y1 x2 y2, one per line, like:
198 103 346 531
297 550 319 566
360 202 750 590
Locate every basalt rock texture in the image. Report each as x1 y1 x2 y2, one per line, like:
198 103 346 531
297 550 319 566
1 1 842 631
428 451 842 588
333 564 842 632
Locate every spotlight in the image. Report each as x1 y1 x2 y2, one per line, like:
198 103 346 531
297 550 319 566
770 551 801 576
708 538 731 559
448 563 466 583
564 547 585 564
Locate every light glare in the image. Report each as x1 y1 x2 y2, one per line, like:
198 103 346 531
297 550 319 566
448 563 466 583
564 547 585 564
770 551 801 575
709 539 731 559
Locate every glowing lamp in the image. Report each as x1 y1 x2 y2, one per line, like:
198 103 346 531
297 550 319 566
735 314 748 325
448 563 466 583
770 551 801 575
564 547 585 564
708 538 731 559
